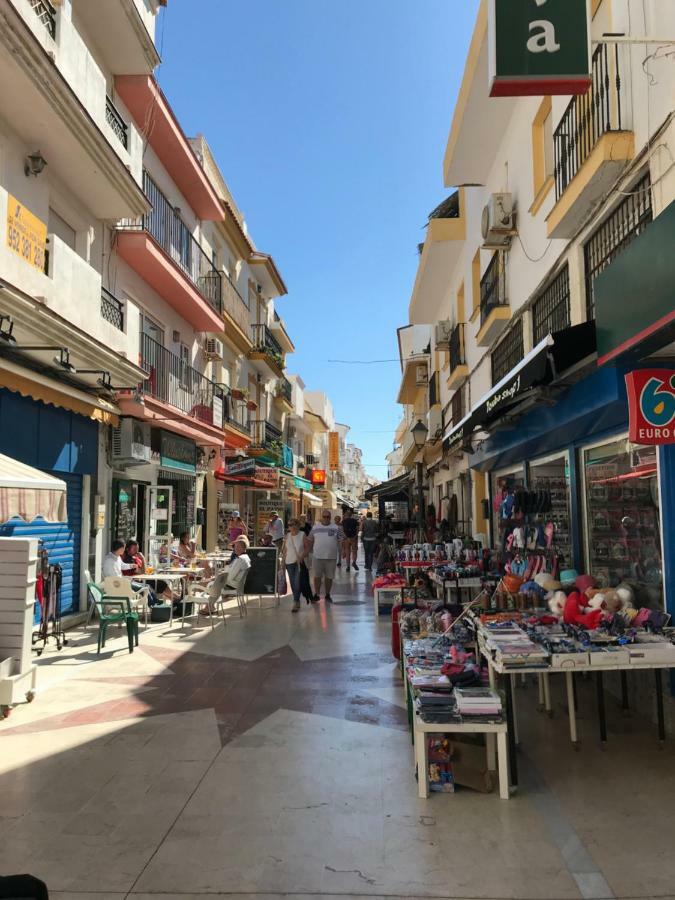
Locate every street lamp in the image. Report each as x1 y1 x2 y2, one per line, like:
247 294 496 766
410 419 428 542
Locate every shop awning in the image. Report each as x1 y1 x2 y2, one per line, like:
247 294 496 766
364 471 411 501
0 454 68 523
302 491 323 508
443 321 597 447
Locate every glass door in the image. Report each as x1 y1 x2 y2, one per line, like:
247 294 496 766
147 485 173 566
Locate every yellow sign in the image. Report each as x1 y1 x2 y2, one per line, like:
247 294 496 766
6 195 47 272
328 431 340 471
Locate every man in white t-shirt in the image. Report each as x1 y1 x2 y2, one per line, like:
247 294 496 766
307 510 340 602
264 511 285 549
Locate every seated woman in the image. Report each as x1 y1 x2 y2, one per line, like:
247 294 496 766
172 531 196 563
122 539 171 605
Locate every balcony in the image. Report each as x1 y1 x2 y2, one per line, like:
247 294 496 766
71 0 160 76
547 44 634 239
222 273 253 349
116 171 224 332
447 323 469 390
305 454 320 467
270 311 295 353
249 324 285 377
477 253 510 347
249 419 284 460
273 376 294 413
105 95 128 150
30 0 55 38
139 334 223 428
100 287 124 332
219 385 251 450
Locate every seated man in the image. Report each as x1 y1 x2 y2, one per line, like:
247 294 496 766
197 535 251 613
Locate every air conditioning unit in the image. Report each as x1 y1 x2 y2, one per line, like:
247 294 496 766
204 338 224 361
415 364 428 385
481 193 516 249
427 406 442 441
111 419 152 466
435 320 453 349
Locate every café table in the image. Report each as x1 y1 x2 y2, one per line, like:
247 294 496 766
131 570 203 627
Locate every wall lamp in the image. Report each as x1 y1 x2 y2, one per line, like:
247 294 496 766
24 151 48 178
411 419 429 449
0 316 16 344
78 370 112 390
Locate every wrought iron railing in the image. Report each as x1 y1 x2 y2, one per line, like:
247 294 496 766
222 272 251 338
276 376 293 404
120 172 222 313
101 287 124 331
448 323 465 372
251 323 284 369
220 385 250 434
451 388 464 426
553 44 624 199
305 453 319 467
491 320 524 386
584 173 652 320
140 333 224 427
105 96 128 150
533 265 570 344
250 419 283 449
480 253 508 326
30 0 56 38
428 371 439 408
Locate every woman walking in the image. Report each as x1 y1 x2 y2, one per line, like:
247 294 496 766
283 518 308 612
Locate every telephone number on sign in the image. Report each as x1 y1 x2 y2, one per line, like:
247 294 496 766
7 224 45 270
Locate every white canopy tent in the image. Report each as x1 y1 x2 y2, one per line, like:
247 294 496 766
0 454 68 524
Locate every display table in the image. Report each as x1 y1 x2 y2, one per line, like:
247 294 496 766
373 586 403 616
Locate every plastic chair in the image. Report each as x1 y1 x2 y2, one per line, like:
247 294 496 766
103 576 151 628
186 571 230 630
221 567 250 618
87 584 139 654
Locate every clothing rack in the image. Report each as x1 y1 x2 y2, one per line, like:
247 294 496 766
32 545 67 656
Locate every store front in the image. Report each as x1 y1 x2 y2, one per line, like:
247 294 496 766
0 389 98 617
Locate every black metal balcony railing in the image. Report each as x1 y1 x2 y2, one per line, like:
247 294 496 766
250 419 283 449
480 253 508 326
251 323 283 361
106 96 128 150
101 287 124 331
554 44 624 200
305 453 319 467
220 385 250 434
451 388 465 426
277 376 293 404
491 320 524 387
448 323 465 371
121 172 222 314
140 333 223 427
222 272 250 336
533 265 570 344
31 0 56 38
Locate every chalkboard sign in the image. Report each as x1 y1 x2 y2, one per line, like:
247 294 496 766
244 546 278 596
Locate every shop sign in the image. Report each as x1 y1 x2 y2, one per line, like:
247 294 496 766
159 430 197 473
311 468 327 486
626 370 675 444
226 458 256 477
212 395 223 430
6 194 47 272
254 466 279 488
328 431 340 470
488 0 591 97
294 476 312 490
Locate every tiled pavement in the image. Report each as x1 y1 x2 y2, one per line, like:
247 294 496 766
2 561 675 900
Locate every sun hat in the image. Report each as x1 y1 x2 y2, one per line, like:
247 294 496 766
575 574 597 594
560 568 579 586
234 534 250 548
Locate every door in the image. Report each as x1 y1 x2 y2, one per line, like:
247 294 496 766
147 485 173 565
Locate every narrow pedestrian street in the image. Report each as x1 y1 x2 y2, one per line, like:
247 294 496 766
2 558 675 900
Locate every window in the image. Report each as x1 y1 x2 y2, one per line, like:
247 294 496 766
491 319 524 386
451 386 464 425
141 312 164 345
48 208 76 250
532 264 570 344
179 343 190 390
584 173 652 321
530 96 554 214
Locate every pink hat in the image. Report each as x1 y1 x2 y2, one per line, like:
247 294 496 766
576 574 597 594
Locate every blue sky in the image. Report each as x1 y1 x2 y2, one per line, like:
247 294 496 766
157 0 479 479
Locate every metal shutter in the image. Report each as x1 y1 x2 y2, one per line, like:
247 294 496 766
0 473 83 619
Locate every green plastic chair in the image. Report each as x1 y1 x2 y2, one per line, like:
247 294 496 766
87 583 139 654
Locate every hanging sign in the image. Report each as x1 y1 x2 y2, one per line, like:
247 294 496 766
626 370 675 445
254 466 280 488
488 0 591 97
311 469 327 486
212 395 223 429
328 431 340 470
226 457 256 477
6 195 47 272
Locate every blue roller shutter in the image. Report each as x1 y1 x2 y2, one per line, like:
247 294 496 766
0 473 83 619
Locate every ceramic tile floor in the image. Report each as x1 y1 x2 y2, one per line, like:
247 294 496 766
3 562 675 900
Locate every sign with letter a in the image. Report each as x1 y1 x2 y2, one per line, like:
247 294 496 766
488 0 591 97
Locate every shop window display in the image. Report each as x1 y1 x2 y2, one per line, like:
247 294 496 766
528 453 572 569
491 468 525 546
583 439 662 608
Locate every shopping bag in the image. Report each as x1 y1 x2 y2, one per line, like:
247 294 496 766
277 566 291 596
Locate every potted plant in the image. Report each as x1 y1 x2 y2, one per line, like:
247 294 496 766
246 398 258 411
231 387 247 401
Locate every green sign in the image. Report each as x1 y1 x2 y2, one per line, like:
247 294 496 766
159 430 196 474
489 0 590 97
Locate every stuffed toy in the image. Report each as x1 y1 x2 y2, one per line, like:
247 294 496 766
562 590 603 629
587 586 634 614
547 590 567 617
